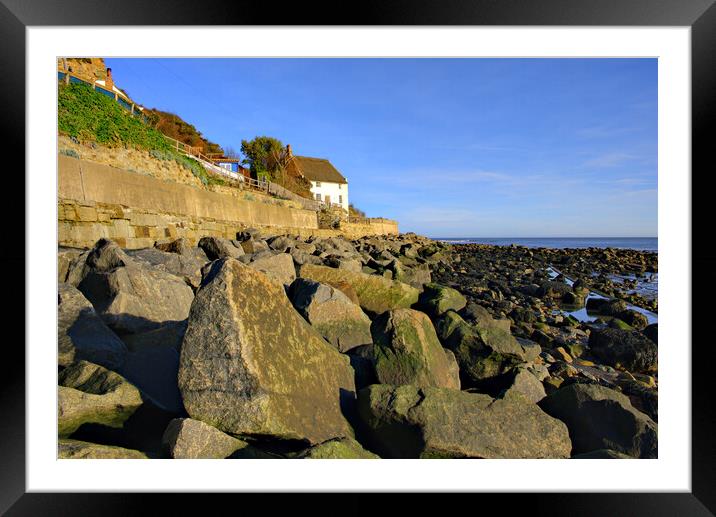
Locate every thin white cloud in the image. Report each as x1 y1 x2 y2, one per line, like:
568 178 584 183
582 152 637 168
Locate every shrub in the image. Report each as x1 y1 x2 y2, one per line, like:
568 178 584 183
59 148 80 159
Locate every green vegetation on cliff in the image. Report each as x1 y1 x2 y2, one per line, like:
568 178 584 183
57 83 226 187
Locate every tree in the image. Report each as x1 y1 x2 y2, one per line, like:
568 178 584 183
240 136 290 182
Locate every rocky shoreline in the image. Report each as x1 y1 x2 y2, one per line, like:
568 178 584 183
57 232 657 459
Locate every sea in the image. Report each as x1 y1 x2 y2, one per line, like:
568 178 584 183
434 237 658 252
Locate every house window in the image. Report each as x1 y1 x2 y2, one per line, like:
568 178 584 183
339 195 343 204
315 193 321 201
315 181 321 187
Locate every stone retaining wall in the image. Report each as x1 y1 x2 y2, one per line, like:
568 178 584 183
58 155 399 248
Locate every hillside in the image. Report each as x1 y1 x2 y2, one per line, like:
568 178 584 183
143 108 224 156
57 82 223 188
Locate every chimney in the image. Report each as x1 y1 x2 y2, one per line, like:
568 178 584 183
105 68 114 91
286 144 292 157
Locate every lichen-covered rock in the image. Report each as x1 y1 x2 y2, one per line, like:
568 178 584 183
178 259 355 444
58 360 143 437
418 283 467 316
162 418 249 459
289 278 372 352
538 383 657 458
58 439 148 459
198 236 244 260
297 437 380 459
249 252 296 286
58 283 128 370
371 309 460 389
588 328 658 373
78 240 194 335
299 264 419 316
357 384 571 458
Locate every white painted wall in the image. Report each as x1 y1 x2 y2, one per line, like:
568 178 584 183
310 181 349 211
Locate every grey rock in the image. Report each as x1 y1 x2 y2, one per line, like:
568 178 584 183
78 242 194 335
128 246 208 289
502 368 547 403
588 328 658 373
539 383 657 458
198 236 244 260
58 283 127 369
249 252 296 286
162 418 249 459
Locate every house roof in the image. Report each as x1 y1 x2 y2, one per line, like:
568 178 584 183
292 156 347 184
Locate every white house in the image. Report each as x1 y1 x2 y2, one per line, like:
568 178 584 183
286 146 349 212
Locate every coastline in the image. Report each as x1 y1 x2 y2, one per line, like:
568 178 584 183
57 231 658 459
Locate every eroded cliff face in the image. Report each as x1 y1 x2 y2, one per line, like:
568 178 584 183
58 57 109 82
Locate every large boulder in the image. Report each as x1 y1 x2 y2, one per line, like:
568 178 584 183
198 236 244 260
371 309 460 389
299 264 419 316
538 383 657 458
178 259 355 444
58 439 148 459
128 246 209 290
418 283 467 316
297 437 380 459
588 328 658 373
58 283 127 370
357 385 571 459
58 360 143 437
249 252 296 286
78 240 194 336
438 311 527 387
289 278 372 352
162 418 249 459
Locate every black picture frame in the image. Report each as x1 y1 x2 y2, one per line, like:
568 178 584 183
2 0 713 514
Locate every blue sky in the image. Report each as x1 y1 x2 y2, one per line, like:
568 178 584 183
105 58 657 237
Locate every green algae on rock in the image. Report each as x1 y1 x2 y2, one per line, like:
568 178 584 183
178 259 356 445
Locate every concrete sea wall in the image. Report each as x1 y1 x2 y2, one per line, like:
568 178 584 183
58 155 398 248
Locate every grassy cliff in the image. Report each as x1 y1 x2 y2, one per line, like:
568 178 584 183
57 83 225 186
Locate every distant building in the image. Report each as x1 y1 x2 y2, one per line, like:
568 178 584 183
285 145 349 212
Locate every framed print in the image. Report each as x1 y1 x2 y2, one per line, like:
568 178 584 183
2 0 714 514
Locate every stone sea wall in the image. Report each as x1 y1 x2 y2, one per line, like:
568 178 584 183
58 155 398 248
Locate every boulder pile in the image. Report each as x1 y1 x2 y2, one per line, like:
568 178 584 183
56 231 656 459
